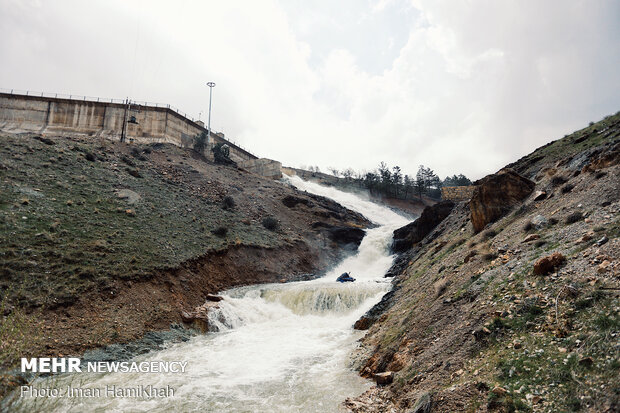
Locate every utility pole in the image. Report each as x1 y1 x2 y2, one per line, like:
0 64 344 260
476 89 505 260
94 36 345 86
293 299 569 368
120 98 139 143
206 82 216 144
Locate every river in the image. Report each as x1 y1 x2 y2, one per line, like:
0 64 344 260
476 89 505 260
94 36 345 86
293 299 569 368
11 175 410 412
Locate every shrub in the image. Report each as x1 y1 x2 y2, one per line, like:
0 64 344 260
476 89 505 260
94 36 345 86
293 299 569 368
595 171 607 179
262 217 279 231
212 226 228 237
523 221 534 232
534 240 546 248
84 151 96 162
193 131 207 154
221 196 236 210
565 212 583 224
561 183 574 194
551 176 568 187
549 217 559 225
483 229 497 239
126 168 142 178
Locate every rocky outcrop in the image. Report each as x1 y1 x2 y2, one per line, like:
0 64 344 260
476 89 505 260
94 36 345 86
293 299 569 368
282 195 314 208
328 226 365 247
391 201 455 253
470 169 535 232
312 222 366 248
533 252 566 275
180 300 221 332
354 288 399 330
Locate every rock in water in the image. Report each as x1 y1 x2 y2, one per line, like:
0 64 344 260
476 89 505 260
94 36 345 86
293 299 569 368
391 200 454 253
470 169 535 232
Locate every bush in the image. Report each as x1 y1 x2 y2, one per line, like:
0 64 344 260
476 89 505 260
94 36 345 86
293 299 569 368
221 196 236 210
193 131 207 154
483 229 497 239
262 217 279 231
561 183 574 194
549 217 559 225
212 226 228 237
551 176 568 187
565 212 583 224
523 221 534 232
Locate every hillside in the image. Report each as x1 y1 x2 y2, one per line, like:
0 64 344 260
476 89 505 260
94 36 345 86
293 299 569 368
346 112 620 412
0 133 370 376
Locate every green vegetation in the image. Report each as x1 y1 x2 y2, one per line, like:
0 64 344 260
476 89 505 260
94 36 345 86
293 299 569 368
0 134 278 309
193 131 207 154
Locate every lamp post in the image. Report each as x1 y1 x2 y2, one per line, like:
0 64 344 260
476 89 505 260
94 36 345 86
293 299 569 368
206 82 216 144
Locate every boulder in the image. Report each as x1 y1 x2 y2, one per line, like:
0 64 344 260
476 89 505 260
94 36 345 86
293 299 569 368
353 317 373 330
531 214 548 229
533 252 566 275
115 189 141 204
373 371 394 385
391 200 454 253
327 226 365 247
282 195 313 208
180 301 220 332
470 169 535 233
533 190 547 201
522 234 540 243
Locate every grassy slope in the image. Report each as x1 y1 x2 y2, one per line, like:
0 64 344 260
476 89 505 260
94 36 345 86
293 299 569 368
352 112 620 412
0 135 279 309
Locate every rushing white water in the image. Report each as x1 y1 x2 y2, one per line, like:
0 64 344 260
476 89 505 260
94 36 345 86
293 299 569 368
12 175 410 413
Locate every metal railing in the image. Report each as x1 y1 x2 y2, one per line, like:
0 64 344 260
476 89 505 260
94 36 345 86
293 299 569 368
0 87 257 158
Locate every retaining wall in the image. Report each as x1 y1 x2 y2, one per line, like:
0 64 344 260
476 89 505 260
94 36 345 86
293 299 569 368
0 92 256 164
441 185 475 202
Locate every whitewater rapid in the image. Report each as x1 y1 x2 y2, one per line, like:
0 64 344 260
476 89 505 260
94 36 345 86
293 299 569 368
11 175 410 413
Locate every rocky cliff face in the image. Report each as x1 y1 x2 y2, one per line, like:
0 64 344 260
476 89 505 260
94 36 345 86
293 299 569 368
470 170 535 233
346 112 620 412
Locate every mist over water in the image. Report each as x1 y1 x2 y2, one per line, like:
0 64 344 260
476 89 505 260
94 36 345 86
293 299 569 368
13 176 411 412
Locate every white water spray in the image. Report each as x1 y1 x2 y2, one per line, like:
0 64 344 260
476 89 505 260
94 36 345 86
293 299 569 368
13 175 411 413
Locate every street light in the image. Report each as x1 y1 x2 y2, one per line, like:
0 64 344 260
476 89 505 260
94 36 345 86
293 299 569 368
206 82 216 144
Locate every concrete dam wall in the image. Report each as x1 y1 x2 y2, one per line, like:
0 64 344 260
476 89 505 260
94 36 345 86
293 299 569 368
0 92 256 164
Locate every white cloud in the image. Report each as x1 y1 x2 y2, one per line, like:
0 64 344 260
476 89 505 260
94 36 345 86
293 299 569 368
0 0 618 179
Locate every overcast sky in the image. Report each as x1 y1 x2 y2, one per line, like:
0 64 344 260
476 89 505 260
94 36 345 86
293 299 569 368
1 0 619 179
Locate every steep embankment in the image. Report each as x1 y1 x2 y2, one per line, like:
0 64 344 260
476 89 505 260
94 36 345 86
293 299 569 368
347 113 620 412
0 133 369 375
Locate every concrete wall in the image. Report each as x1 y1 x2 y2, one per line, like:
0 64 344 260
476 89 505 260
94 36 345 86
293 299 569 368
0 93 256 164
441 185 475 202
240 158 282 179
